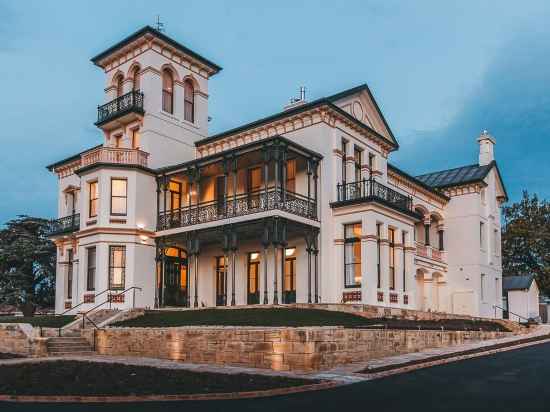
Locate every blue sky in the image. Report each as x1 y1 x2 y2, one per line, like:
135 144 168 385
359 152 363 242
1 0 549 223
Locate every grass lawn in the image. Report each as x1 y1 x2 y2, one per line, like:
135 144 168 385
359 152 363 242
0 360 317 396
0 315 75 328
113 308 510 332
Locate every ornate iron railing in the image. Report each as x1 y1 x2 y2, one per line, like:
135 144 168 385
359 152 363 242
158 188 317 230
96 90 144 125
335 179 413 213
46 213 80 236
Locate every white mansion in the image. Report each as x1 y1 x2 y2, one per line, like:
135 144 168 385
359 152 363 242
47 26 508 318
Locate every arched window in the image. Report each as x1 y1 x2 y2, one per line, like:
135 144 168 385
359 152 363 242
162 68 174 114
132 66 140 91
115 74 124 97
184 79 194 123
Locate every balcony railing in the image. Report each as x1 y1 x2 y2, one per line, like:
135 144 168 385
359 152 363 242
46 213 80 237
81 147 149 168
158 188 317 230
334 179 413 213
415 242 446 262
96 90 144 126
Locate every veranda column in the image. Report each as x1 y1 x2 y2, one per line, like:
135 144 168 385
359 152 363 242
280 219 287 303
162 175 168 229
272 217 280 305
306 231 313 304
362 216 378 305
261 220 270 304
313 229 320 303
312 161 319 219
154 239 161 308
230 228 238 306
223 158 229 217
194 167 201 224
281 146 287 207
306 159 312 215
156 177 161 230
263 147 269 210
379 223 390 304
404 233 416 307
232 156 238 217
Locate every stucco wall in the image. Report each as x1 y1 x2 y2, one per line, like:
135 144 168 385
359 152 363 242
83 325 510 372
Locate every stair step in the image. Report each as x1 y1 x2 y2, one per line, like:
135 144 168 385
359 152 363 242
49 351 95 356
48 338 86 344
48 344 91 350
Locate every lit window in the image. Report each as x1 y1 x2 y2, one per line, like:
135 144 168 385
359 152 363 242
284 247 297 303
111 179 127 215
131 129 140 149
87 247 96 291
115 74 124 97
354 146 362 182
286 159 296 192
344 223 362 287
389 228 395 290
247 252 260 304
184 80 194 122
89 181 98 218
109 245 126 290
169 181 182 210
480 222 485 249
162 68 174 114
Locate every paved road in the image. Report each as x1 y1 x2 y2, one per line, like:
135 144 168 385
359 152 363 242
4 342 550 412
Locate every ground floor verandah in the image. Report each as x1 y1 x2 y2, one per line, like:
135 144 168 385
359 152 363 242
155 217 320 309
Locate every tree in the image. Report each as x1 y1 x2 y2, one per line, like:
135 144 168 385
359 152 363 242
502 191 550 295
0 216 56 315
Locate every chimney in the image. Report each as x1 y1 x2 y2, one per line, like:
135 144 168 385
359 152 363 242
283 86 307 111
477 130 496 166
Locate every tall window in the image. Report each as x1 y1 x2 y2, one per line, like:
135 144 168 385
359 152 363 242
109 246 126 290
111 179 127 215
354 146 362 182
87 247 96 291
368 153 375 175
388 228 395 290
184 79 194 122
284 247 297 303
286 158 296 192
344 223 362 288
480 273 486 301
66 249 73 299
89 181 98 218
169 181 182 210
493 229 498 256
215 256 226 306
162 68 174 114
131 128 140 149
115 74 124 97
402 231 406 292
341 139 347 183
480 222 485 249
376 223 381 288
247 252 260 304
132 66 140 91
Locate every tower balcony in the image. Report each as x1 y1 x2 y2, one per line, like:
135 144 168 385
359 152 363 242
46 213 80 237
80 147 149 168
95 90 144 130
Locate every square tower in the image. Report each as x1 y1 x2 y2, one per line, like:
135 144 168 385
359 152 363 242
91 26 222 168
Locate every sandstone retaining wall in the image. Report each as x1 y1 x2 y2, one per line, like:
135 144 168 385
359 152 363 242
0 323 48 357
83 326 510 371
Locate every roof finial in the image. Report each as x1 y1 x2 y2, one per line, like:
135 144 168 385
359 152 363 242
155 15 165 32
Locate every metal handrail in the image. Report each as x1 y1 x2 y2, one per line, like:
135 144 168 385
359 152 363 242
493 304 530 322
57 288 111 317
83 286 143 318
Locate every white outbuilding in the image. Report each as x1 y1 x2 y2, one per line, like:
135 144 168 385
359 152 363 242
502 275 540 322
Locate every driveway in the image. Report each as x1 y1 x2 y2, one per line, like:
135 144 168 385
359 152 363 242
3 341 550 412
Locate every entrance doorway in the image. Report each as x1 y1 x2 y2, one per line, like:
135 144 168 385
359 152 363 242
215 256 227 306
247 252 260 304
283 247 296 303
163 247 188 307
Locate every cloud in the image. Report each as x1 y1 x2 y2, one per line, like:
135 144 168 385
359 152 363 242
393 30 550 201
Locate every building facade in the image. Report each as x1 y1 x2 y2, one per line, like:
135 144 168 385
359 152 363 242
47 26 508 318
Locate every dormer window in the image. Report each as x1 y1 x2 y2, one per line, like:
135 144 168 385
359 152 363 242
132 66 140 91
184 79 194 123
115 74 124 98
162 68 174 114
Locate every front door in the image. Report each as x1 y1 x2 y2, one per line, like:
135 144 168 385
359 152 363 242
163 248 188 307
215 256 226 306
283 247 296 304
247 252 260 304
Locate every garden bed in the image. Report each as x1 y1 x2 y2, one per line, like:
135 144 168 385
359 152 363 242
113 308 510 332
0 315 75 328
0 353 25 360
0 360 317 396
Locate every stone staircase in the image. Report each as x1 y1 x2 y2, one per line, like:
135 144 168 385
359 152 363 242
46 335 94 356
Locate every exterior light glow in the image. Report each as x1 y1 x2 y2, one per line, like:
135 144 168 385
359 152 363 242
250 252 260 260
140 235 149 241
137 223 145 229
285 247 296 257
